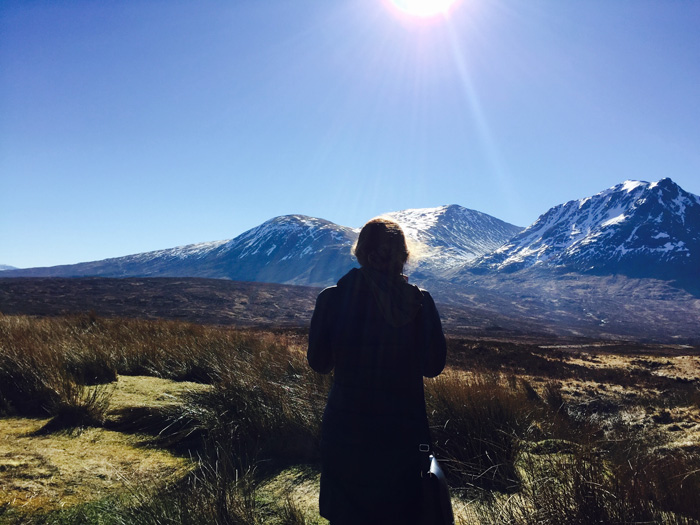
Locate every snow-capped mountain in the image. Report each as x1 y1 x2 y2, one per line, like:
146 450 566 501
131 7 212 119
209 215 358 286
384 205 523 278
465 178 700 282
1 216 358 287
4 180 697 290
0 207 520 287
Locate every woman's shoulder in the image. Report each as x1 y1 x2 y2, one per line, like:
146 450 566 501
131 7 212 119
315 268 360 303
418 288 434 299
315 284 338 305
412 284 433 300
416 288 439 313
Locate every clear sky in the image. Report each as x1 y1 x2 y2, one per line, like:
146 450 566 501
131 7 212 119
2 0 699 269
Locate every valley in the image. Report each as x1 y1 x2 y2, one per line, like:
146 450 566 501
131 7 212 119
2 273 698 344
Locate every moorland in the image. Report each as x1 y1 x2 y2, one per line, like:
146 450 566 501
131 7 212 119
0 277 699 524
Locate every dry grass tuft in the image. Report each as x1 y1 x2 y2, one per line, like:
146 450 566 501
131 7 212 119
426 371 531 493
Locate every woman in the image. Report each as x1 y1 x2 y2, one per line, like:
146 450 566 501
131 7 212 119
308 217 447 524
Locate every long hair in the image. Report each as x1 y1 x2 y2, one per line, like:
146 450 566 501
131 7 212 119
353 218 409 274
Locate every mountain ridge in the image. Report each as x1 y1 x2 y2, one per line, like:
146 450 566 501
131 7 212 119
2 179 698 291
1 205 520 287
464 178 699 284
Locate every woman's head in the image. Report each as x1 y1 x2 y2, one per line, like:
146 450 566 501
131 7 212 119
353 218 409 274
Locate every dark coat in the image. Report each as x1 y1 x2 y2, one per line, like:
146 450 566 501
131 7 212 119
308 268 447 524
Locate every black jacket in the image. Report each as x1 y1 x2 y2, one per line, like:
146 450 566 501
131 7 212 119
308 268 446 523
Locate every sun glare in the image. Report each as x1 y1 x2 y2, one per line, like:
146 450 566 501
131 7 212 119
388 0 459 17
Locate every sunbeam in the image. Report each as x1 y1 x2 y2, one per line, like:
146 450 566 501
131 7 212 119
444 16 517 206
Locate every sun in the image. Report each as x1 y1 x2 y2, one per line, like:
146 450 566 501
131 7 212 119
387 0 459 17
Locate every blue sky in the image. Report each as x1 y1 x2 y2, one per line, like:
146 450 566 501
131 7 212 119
2 0 699 268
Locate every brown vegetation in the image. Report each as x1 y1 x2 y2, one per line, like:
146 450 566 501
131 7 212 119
0 313 699 524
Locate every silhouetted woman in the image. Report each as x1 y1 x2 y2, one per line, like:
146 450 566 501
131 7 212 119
308 218 447 524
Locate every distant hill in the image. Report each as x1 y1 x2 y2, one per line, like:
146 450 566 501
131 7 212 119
0 277 319 329
0 265 17 271
1 275 698 344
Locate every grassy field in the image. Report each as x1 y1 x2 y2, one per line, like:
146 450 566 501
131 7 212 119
1 313 699 524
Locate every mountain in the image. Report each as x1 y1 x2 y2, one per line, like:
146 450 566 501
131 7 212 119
385 205 523 279
465 178 700 283
0 265 17 271
1 216 358 288
3 181 697 292
203 215 358 286
2 183 698 342
0 207 521 287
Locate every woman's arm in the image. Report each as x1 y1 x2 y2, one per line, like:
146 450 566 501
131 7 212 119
307 287 336 374
421 291 447 378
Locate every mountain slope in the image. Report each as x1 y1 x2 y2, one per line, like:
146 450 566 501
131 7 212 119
0 240 231 280
385 205 523 279
466 178 700 282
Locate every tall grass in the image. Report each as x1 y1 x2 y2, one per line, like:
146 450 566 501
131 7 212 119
474 443 700 524
0 315 115 426
152 333 330 467
1 313 700 523
426 371 531 493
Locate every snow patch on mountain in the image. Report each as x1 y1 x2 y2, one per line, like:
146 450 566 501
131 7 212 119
622 180 645 193
383 206 445 239
129 240 230 263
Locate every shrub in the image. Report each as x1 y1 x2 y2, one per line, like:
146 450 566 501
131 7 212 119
37 383 113 434
0 316 115 420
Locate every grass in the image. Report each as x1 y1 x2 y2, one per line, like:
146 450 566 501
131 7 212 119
426 372 531 493
1 313 699 524
474 442 700 524
0 417 190 514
